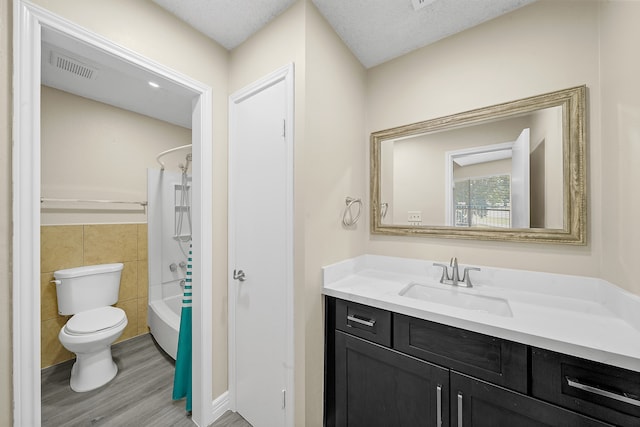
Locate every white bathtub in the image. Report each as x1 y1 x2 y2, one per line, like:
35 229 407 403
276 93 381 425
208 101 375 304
148 294 182 360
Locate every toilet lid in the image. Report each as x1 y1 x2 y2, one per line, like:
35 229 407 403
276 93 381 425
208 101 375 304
66 306 127 335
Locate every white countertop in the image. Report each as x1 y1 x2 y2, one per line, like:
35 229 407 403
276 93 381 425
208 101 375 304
322 254 640 372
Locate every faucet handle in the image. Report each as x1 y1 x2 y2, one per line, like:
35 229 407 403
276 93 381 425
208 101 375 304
433 263 451 283
462 267 481 287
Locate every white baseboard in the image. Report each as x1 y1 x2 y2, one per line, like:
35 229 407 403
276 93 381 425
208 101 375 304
210 391 230 424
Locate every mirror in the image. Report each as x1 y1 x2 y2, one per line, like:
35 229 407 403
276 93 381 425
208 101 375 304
370 85 586 244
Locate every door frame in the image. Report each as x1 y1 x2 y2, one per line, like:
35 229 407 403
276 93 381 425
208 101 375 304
510 128 531 228
12 2 214 426
227 63 295 426
444 141 514 226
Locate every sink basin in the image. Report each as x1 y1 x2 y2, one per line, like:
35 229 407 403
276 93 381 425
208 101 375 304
399 282 513 317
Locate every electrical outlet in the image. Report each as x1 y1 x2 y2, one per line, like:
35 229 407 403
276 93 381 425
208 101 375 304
408 211 422 224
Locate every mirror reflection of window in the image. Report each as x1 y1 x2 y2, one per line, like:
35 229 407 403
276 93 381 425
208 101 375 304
453 175 511 228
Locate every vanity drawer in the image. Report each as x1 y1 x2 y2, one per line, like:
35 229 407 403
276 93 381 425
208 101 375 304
335 298 391 347
393 313 528 393
532 347 640 427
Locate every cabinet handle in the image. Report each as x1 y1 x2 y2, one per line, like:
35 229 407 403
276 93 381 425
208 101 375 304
457 392 463 427
566 376 640 407
436 385 442 427
346 314 376 328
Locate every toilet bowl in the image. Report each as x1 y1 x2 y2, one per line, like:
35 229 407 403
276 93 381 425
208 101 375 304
58 306 128 392
53 263 127 392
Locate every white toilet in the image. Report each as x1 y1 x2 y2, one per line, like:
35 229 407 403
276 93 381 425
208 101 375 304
53 263 128 392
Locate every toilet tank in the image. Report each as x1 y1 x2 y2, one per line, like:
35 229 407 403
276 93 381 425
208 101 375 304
54 263 124 315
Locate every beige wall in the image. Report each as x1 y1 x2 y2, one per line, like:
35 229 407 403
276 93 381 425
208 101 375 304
41 86 190 225
599 1 640 294
366 1 604 280
304 3 367 425
1 0 13 423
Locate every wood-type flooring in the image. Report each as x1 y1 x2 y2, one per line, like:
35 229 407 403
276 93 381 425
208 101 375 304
41 334 252 427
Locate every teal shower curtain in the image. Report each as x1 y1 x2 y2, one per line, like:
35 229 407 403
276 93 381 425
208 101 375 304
172 245 192 412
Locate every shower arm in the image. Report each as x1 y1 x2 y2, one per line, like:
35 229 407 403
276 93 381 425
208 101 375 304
156 144 192 170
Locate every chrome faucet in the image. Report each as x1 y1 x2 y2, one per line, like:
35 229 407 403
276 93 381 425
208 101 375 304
433 257 481 287
450 257 461 284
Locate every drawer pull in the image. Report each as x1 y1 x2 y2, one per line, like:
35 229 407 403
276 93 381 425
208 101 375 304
436 384 442 427
346 314 376 328
457 392 463 427
566 376 640 407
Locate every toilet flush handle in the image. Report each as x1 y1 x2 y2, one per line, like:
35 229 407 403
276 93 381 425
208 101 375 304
50 279 61 285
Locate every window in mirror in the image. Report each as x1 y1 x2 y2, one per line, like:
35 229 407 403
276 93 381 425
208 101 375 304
453 174 511 228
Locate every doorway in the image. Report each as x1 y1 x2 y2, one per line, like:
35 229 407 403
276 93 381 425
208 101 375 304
12 2 214 426
228 64 295 427
445 128 530 228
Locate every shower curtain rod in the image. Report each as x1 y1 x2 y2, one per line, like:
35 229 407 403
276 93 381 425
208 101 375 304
156 144 192 170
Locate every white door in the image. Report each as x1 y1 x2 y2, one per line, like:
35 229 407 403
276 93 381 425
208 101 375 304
229 66 294 427
511 128 531 228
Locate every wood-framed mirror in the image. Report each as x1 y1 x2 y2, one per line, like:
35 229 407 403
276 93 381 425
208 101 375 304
370 85 586 244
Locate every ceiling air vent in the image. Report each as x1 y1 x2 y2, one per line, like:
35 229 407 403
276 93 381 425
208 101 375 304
50 51 98 80
411 0 438 11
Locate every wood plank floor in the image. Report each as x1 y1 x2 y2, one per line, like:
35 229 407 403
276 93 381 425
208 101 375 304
41 334 252 427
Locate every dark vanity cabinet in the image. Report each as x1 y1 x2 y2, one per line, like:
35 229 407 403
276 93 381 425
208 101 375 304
335 331 449 427
328 297 449 427
531 347 640 427
325 297 633 427
451 372 612 427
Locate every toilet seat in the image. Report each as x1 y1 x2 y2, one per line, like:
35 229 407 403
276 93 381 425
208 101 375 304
65 306 127 336
58 307 127 392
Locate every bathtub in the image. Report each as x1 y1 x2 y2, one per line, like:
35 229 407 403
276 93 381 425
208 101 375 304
148 294 182 360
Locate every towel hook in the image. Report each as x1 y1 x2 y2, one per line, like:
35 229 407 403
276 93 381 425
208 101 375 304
342 197 362 227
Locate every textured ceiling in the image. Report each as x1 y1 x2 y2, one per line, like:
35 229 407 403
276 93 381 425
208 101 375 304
152 0 297 50
311 0 538 68
152 0 537 69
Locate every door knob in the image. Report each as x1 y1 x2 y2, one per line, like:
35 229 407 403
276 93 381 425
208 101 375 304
233 269 246 282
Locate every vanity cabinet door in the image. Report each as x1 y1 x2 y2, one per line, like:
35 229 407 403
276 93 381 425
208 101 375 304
451 372 614 427
335 330 450 427
531 347 640 427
